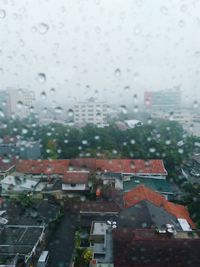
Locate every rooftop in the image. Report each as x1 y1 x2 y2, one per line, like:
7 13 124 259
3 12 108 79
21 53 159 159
117 200 183 230
124 185 195 228
123 176 173 194
0 157 16 172
0 225 44 259
62 171 89 184
96 159 167 175
91 221 110 235
16 159 69 174
15 158 167 175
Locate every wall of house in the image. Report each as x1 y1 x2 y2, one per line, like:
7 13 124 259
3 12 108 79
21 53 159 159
62 183 86 191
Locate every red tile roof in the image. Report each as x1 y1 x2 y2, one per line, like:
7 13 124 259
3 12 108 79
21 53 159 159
96 159 167 175
124 185 195 228
68 158 96 171
0 157 16 171
15 158 167 175
16 159 69 174
62 172 89 184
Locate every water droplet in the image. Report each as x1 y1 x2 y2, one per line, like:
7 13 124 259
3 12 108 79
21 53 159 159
31 26 37 33
112 149 118 155
134 24 142 35
43 107 47 113
50 88 56 96
41 91 47 100
55 106 63 114
160 6 168 15
149 147 156 153
114 68 121 77
193 100 198 108
180 5 187 13
119 105 127 114
22 128 28 134
29 106 34 112
133 72 139 81
178 148 183 154
82 140 88 145
124 86 130 92
0 9 6 19
178 20 185 28
38 73 46 83
17 101 23 109
38 23 49 34
165 140 171 145
134 105 138 113
0 109 5 118
68 109 74 117
130 139 135 144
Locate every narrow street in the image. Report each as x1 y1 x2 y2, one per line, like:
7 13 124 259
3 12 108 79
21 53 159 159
46 208 78 267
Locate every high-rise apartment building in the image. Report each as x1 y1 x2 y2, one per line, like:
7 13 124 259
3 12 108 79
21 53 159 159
7 88 35 118
144 89 181 111
0 91 11 118
73 99 108 127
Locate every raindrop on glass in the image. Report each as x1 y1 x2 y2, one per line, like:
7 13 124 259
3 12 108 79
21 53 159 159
41 91 47 100
160 6 168 15
114 68 121 77
38 23 49 34
17 101 23 109
38 73 46 83
0 9 6 19
55 106 63 114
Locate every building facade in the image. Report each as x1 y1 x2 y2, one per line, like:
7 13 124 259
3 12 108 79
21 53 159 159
7 88 35 118
144 89 181 111
0 90 11 118
73 100 108 127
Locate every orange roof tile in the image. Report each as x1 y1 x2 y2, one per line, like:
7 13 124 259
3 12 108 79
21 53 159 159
124 185 195 228
62 172 89 184
16 159 69 174
96 159 167 175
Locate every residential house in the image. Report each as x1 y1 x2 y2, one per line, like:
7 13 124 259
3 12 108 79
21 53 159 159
123 176 174 200
89 221 113 266
0 174 45 194
0 157 16 179
62 171 89 191
124 184 195 230
80 201 120 228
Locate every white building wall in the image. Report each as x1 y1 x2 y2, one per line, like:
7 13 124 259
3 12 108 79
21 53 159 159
62 183 86 191
73 102 108 127
7 88 35 118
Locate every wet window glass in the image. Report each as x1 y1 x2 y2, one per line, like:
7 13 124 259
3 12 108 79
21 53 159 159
0 0 200 267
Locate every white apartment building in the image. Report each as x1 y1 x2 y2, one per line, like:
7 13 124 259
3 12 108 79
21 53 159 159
7 88 35 118
73 101 108 127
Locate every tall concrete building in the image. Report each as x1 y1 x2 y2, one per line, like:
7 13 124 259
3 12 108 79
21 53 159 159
7 88 35 118
144 89 181 112
73 99 108 127
0 91 11 118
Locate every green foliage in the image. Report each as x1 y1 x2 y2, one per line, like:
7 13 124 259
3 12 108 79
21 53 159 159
15 193 34 208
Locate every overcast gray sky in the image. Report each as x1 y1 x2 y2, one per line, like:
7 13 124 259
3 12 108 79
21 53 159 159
0 0 200 105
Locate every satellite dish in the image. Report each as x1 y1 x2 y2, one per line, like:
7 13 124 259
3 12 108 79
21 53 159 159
113 221 117 224
112 225 117 229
